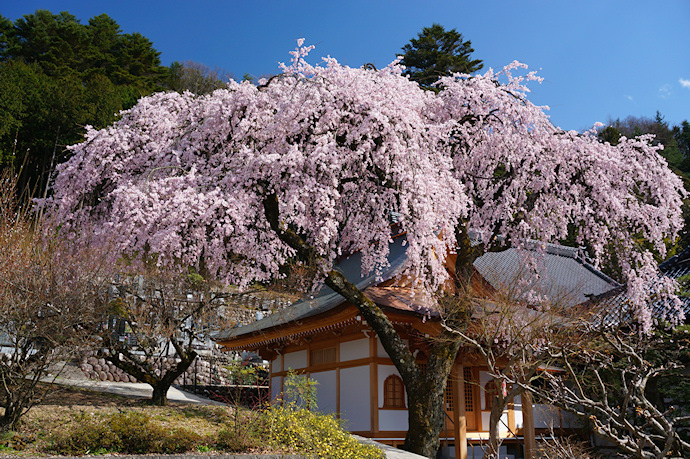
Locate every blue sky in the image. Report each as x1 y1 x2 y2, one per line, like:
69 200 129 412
3 0 689 132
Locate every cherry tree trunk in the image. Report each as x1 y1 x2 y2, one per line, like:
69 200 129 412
265 197 463 458
103 347 197 406
404 375 449 457
150 384 168 406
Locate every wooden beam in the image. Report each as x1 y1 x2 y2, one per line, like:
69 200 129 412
216 304 359 349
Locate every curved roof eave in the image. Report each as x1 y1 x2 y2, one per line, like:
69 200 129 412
215 234 409 341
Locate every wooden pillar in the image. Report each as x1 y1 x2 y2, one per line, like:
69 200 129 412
370 335 379 434
522 391 536 459
453 364 468 459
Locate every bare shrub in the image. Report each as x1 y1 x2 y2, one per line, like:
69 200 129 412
0 169 110 430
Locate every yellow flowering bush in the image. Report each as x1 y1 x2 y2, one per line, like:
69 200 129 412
258 370 383 458
264 406 384 459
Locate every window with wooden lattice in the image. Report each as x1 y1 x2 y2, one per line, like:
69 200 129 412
310 346 336 365
463 367 474 412
445 379 454 411
383 375 405 408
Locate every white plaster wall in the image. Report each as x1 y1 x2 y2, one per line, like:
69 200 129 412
480 412 510 434
379 410 408 432
311 369 337 415
479 370 491 411
377 365 404 408
534 403 555 428
377 365 409 432
514 396 577 430
340 366 371 431
283 349 307 370
478 370 508 433
271 376 282 402
340 338 368 361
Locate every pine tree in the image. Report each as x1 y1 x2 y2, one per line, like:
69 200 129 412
399 23 483 88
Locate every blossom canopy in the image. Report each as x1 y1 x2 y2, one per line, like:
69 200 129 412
49 41 686 327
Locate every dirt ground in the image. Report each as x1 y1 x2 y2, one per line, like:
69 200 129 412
41 385 142 406
39 383 183 407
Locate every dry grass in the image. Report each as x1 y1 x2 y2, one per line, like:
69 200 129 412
1 383 383 458
0 384 266 456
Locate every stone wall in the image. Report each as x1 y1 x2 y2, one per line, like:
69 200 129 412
78 352 232 386
79 355 138 382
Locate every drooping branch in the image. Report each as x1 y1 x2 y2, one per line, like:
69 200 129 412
261 192 421 384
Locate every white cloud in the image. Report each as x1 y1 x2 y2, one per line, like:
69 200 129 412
624 94 634 101
659 84 672 99
681 78 690 89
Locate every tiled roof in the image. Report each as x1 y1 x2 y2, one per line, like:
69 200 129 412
589 247 690 326
216 237 621 342
659 246 690 277
472 241 620 308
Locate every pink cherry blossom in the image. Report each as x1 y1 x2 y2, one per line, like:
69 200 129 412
47 41 686 329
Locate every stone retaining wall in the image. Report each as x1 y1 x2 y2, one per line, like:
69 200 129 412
78 353 232 386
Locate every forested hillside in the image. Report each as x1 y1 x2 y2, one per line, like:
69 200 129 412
0 10 227 199
598 113 690 250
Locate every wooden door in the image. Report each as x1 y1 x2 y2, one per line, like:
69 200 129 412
442 366 478 438
463 366 478 431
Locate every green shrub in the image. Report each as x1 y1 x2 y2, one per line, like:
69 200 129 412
160 427 203 454
49 411 202 455
283 369 319 410
47 389 382 458
0 430 27 452
181 405 231 423
216 427 262 452
50 412 120 455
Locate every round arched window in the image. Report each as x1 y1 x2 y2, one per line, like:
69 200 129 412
383 375 405 408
